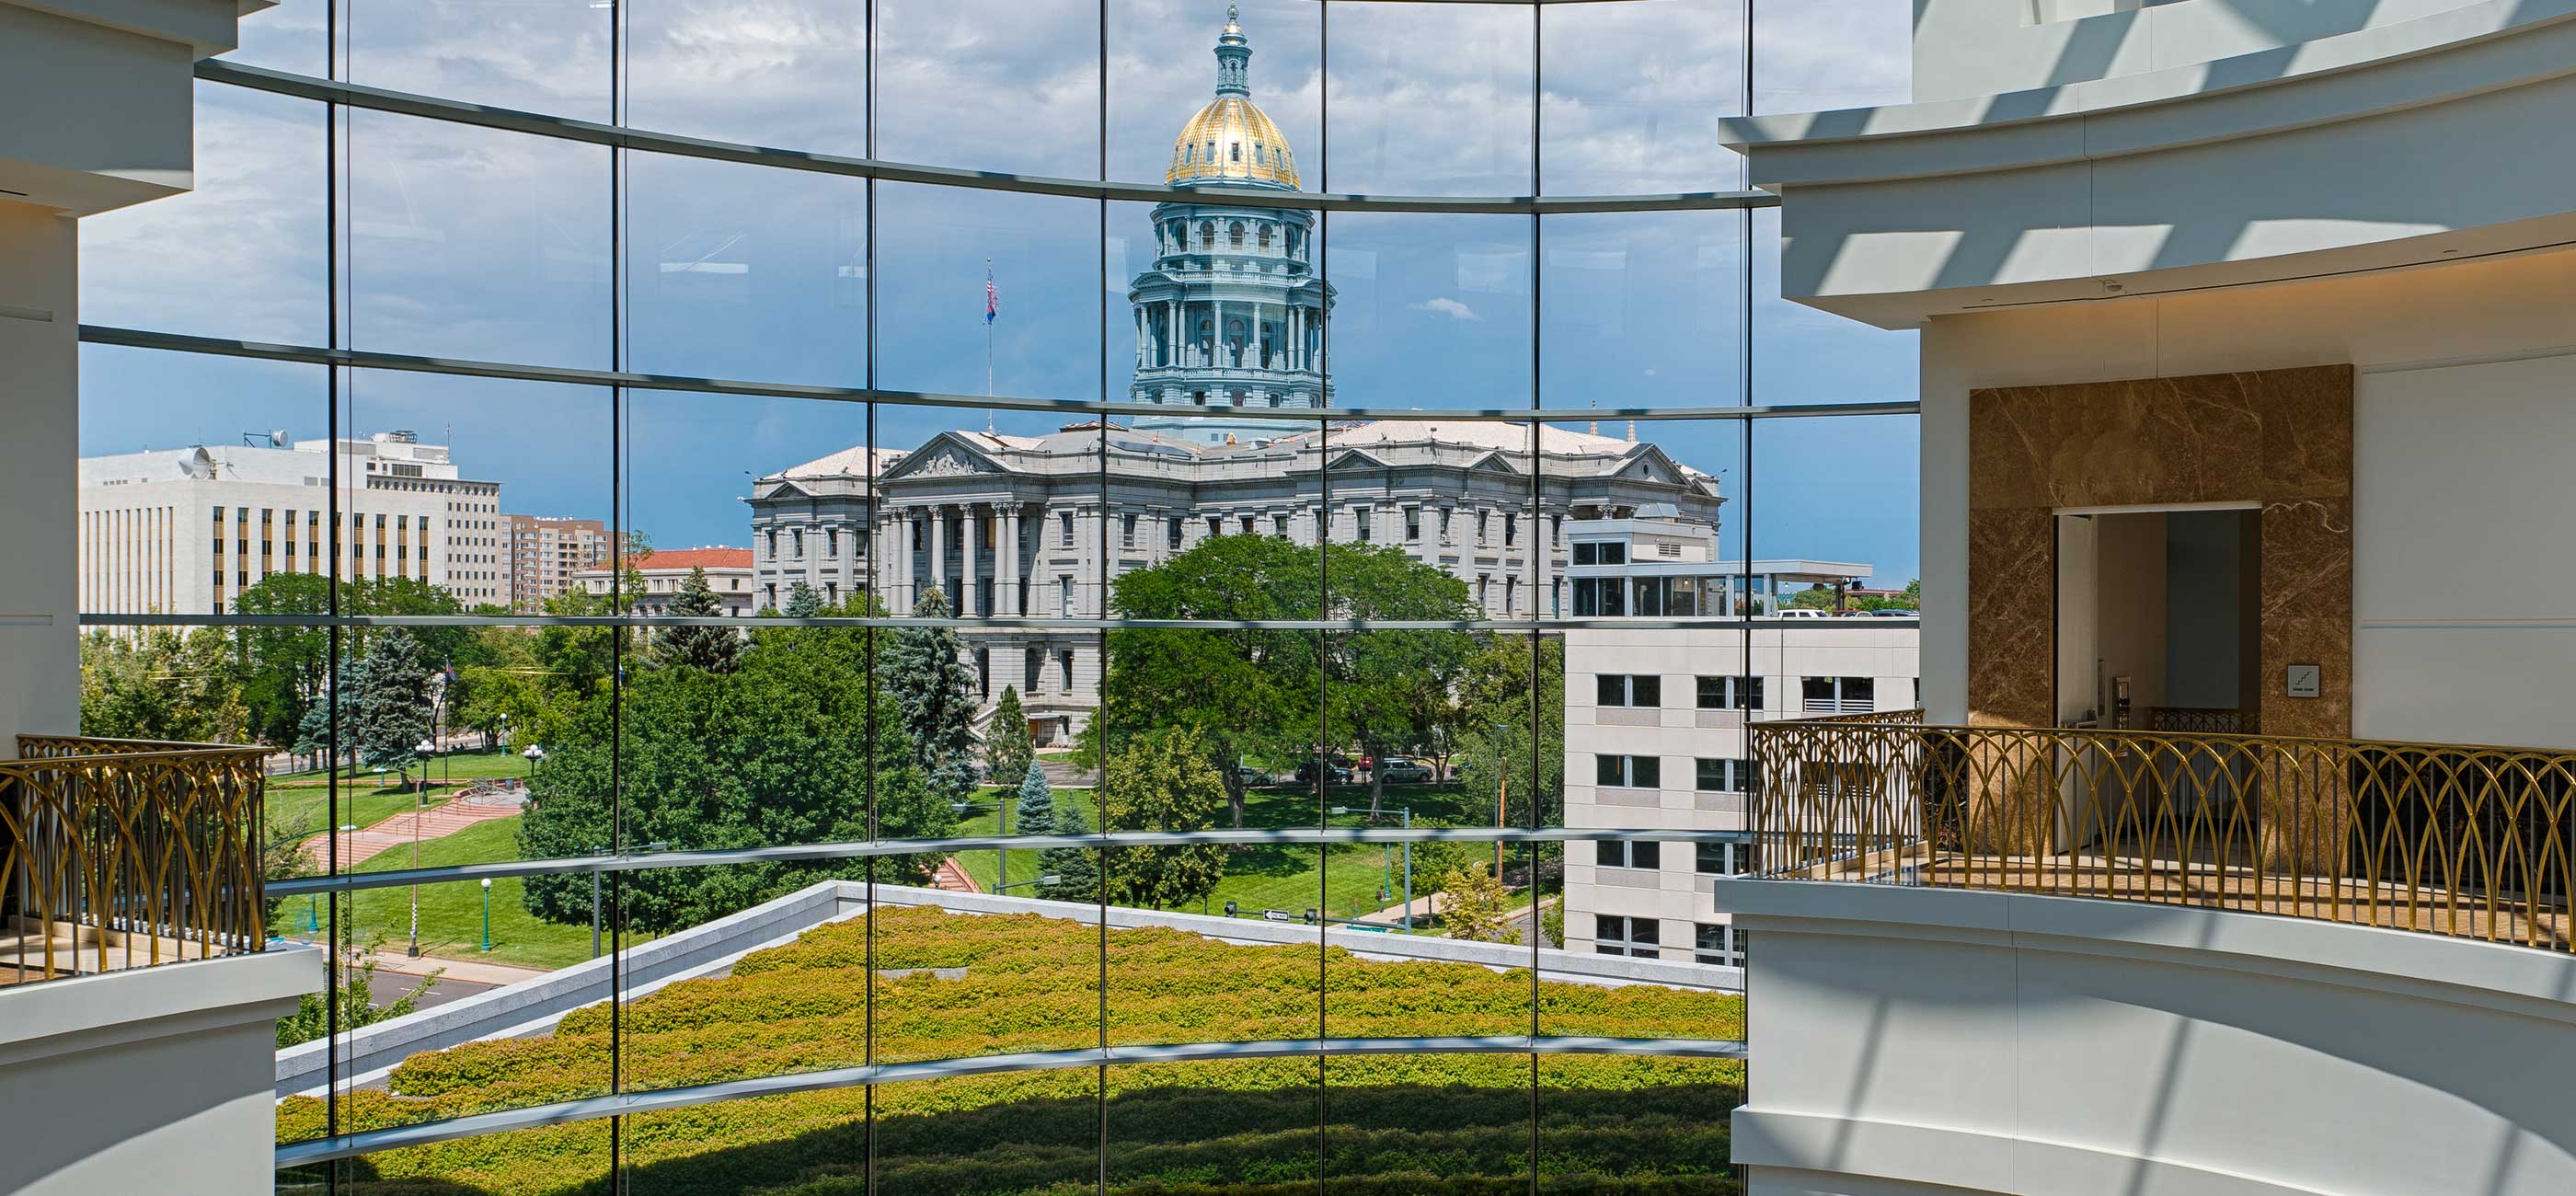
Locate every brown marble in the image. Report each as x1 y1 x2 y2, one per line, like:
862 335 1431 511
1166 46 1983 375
1966 508 2055 729
1967 365 2352 736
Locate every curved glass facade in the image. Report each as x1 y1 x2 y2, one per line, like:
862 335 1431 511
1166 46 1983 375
73 1 1920 1191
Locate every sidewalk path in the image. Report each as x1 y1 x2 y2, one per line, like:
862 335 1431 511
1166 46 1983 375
360 949 552 988
303 789 526 869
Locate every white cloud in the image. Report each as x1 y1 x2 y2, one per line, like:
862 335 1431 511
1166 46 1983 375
1410 297 1481 322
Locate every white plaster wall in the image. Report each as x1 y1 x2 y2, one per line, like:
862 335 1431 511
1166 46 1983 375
1720 880 2576 1196
1918 245 2576 748
2352 352 2576 748
0 948 319 1196
0 202 81 753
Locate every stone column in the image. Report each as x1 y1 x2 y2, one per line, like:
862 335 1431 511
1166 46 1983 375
884 507 907 614
960 502 981 616
926 506 948 612
998 505 1020 615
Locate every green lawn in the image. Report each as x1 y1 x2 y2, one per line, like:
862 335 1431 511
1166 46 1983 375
271 745 531 787
275 815 612 972
947 782 1488 926
268 748 534 844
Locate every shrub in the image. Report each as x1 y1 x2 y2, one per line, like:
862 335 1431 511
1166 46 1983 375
282 905 1744 1195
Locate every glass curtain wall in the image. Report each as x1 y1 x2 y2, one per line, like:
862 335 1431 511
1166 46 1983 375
72 1 1919 1192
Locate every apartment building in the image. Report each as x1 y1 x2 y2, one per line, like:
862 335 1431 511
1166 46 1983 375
500 513 610 613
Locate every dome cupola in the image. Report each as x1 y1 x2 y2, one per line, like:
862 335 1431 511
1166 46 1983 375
1166 6 1300 190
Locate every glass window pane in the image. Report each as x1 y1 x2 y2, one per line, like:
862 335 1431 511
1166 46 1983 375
625 154 868 385
1109 0 1318 188
1324 1 1534 196
1753 0 1914 116
221 0 327 77
1541 211 1744 408
627 0 868 154
84 84 326 344
345 0 612 120
1322 213 1533 411
1541 0 1746 195
877 0 1100 178
875 183 1102 400
346 112 614 369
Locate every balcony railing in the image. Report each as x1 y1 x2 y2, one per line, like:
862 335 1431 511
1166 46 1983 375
2 734 269 984
1747 717 2576 952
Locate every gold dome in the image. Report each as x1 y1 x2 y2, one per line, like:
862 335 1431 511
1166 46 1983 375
1167 95 1300 189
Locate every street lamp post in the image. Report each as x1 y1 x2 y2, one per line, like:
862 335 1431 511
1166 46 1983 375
1333 805 1413 931
408 736 435 958
952 795 1018 892
479 878 493 951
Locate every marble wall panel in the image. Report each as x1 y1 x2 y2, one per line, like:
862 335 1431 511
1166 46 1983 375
1967 365 2351 735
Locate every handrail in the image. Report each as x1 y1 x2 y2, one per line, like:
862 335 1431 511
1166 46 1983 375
2 735 270 983
1747 718 2576 952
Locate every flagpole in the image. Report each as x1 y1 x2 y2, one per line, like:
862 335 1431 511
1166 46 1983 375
984 258 995 433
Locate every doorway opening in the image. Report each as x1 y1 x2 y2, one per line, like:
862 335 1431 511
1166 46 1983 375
2053 505 2261 734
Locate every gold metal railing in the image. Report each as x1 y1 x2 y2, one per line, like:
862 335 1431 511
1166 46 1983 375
2145 707 2255 735
1 734 269 984
1797 707 1924 727
1748 719 2576 951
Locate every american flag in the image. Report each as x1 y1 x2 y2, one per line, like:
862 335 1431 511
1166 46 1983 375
984 259 999 325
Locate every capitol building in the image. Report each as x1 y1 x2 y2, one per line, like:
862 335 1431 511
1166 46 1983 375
745 6 1723 743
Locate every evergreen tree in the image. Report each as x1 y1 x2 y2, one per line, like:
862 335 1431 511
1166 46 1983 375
983 685 1033 786
782 581 824 619
345 629 434 776
1012 760 1055 837
1033 757 1099 903
292 685 333 771
655 566 744 673
884 587 979 800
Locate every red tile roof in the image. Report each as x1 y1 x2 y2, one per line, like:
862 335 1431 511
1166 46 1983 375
622 547 753 571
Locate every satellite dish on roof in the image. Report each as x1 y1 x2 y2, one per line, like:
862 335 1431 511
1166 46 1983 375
270 430 291 447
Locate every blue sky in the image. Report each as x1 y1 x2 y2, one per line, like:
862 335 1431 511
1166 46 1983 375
77 0 1922 583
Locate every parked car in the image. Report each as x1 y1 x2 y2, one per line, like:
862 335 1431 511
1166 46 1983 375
1775 608 1830 619
1294 756 1355 786
1377 756 1435 785
1234 765 1278 787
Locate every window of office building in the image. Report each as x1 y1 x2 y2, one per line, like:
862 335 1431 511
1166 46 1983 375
1596 673 1662 707
1696 674 1765 710
1595 753 1662 788
1597 915 1662 959
1694 923 1748 967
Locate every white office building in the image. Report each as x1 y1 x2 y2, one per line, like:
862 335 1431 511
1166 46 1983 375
1559 508 1917 963
77 431 505 615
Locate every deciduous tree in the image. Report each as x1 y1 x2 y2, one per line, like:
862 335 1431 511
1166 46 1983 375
1438 861 1520 945
1098 728 1228 910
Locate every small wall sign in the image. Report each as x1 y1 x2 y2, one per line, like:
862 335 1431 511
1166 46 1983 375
2285 663 2322 699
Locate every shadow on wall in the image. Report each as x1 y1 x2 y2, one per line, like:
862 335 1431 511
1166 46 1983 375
289 1076 1742 1195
